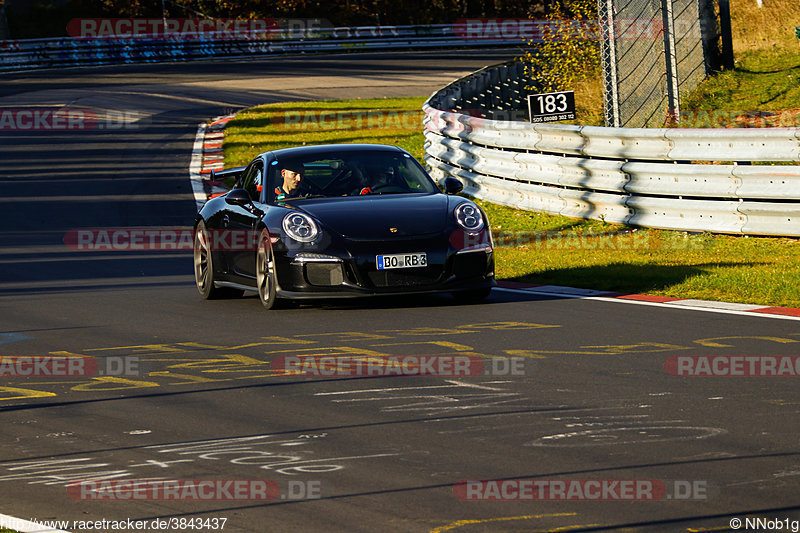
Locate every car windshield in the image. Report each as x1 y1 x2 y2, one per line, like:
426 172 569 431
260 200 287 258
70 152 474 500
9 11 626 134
267 149 439 203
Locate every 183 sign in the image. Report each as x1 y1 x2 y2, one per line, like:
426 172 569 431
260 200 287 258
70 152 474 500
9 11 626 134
527 91 576 123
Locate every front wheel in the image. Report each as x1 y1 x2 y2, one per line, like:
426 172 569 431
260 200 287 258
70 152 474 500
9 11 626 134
256 230 280 309
194 220 242 299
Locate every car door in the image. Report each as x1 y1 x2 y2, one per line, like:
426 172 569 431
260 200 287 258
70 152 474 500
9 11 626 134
226 158 265 283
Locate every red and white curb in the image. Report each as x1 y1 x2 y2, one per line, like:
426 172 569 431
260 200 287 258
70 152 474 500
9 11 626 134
0 513 69 533
189 114 236 212
496 281 800 321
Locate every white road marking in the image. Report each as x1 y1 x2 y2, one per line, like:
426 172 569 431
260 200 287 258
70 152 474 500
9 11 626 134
494 287 800 322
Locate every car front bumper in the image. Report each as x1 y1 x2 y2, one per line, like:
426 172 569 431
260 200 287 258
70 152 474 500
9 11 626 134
273 244 495 299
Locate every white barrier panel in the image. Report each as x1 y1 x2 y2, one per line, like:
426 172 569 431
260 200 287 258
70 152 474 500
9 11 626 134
734 165 800 199
665 128 800 162
424 104 800 162
426 132 632 193
624 195 745 233
739 202 800 235
425 109 543 150
426 132 799 200
557 188 633 224
425 157 567 214
623 161 740 198
579 126 673 159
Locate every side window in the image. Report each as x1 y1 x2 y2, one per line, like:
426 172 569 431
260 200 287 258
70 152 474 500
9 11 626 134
240 159 263 202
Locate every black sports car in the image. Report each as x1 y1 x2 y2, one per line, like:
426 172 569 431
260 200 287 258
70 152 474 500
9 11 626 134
193 144 495 309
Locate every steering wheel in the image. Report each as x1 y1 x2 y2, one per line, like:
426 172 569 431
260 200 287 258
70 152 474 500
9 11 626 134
320 168 354 195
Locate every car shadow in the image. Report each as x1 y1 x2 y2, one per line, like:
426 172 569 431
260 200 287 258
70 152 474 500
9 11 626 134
505 261 758 295
236 285 552 311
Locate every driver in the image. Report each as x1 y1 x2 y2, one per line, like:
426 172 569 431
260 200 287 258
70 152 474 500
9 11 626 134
274 161 304 202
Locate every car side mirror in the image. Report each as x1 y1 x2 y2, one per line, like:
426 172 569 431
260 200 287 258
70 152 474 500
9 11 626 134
225 188 253 207
443 177 464 195
226 188 265 216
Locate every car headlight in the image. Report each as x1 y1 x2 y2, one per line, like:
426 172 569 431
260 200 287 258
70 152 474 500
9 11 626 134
282 212 319 242
455 202 485 232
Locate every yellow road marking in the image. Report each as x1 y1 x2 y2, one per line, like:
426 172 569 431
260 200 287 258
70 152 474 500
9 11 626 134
429 513 577 533
694 336 799 348
71 376 160 392
0 386 57 400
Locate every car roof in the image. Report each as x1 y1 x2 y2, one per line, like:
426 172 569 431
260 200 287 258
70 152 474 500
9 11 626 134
266 143 405 159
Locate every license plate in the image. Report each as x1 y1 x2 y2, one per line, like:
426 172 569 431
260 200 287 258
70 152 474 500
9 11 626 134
376 253 427 270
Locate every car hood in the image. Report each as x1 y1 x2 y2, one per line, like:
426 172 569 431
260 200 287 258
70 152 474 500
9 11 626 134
289 193 451 238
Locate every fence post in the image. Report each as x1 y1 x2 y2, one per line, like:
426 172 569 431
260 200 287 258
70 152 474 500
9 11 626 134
599 0 621 127
661 0 681 123
717 0 735 69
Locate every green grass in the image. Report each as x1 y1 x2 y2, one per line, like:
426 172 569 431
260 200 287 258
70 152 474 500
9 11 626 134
222 97 800 308
683 58 800 127
476 200 800 307
681 0 800 127
224 98 427 167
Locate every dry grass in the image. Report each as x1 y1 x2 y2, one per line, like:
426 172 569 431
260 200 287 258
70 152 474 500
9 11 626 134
571 76 605 126
729 0 800 55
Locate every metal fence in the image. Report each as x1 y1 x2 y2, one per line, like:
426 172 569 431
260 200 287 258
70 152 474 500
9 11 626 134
0 25 519 72
424 62 800 237
599 0 731 127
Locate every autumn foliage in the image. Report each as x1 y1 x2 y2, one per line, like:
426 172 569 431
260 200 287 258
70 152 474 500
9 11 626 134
520 0 601 92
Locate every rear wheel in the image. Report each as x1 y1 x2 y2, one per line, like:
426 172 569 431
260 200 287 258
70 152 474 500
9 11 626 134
452 287 492 304
194 220 242 299
256 230 280 309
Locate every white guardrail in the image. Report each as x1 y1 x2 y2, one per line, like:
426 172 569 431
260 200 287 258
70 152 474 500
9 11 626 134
423 65 800 236
0 25 516 72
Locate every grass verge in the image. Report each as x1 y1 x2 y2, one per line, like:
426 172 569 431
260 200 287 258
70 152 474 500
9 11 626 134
223 97 800 308
682 0 800 126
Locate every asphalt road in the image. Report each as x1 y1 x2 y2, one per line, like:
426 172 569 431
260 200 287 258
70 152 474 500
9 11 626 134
1 51 799 533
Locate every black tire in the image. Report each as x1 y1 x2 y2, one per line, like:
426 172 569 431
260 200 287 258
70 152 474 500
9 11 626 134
256 229 280 309
452 287 492 304
194 220 243 300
